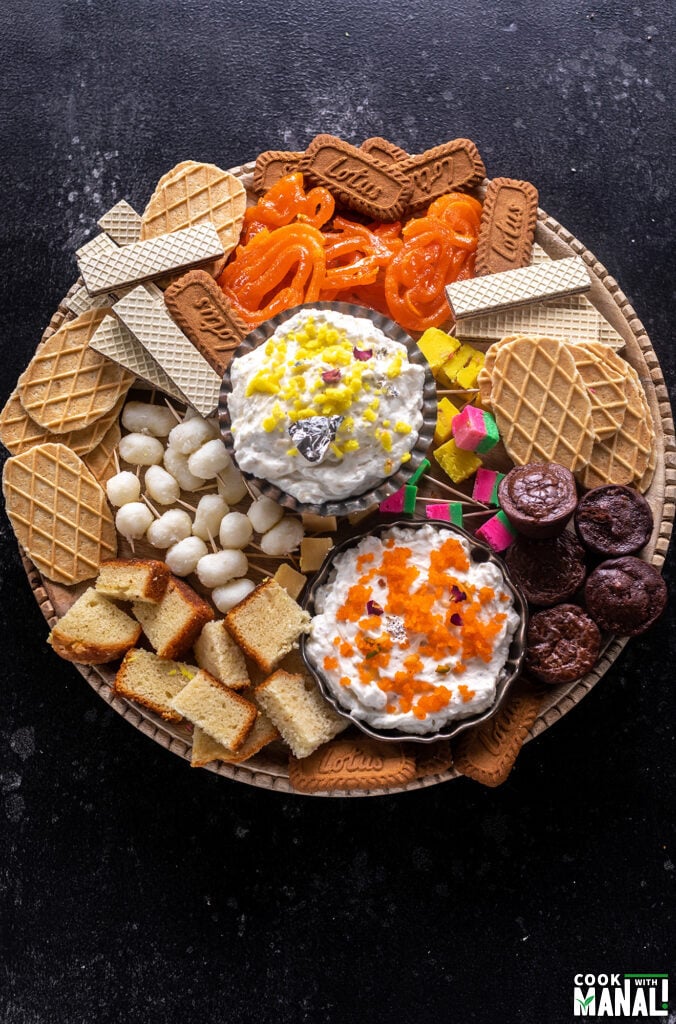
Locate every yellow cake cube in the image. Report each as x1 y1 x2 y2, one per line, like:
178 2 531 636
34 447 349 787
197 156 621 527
438 343 485 390
434 397 462 446
417 328 460 375
434 438 482 484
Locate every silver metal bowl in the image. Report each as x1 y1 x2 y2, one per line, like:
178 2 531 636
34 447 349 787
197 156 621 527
299 518 529 744
218 300 437 517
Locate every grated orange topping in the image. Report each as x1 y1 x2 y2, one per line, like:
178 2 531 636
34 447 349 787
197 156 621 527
330 536 507 720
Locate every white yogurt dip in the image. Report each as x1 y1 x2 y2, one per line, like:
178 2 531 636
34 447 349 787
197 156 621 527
227 309 425 503
305 524 520 734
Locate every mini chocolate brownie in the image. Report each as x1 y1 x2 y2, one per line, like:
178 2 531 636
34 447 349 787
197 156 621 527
575 484 653 557
584 556 667 636
498 462 578 539
505 532 587 606
525 604 601 685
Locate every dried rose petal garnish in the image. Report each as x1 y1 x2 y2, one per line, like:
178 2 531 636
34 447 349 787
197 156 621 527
321 368 342 383
450 612 463 626
353 347 373 361
366 600 384 615
450 585 467 603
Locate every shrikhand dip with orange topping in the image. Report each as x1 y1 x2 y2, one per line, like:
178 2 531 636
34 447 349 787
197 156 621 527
305 524 520 734
227 309 424 503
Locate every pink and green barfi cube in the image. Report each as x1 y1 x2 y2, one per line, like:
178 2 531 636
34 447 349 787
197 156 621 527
452 405 500 454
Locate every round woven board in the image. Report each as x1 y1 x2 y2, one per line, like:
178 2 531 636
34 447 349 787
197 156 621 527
22 161 676 796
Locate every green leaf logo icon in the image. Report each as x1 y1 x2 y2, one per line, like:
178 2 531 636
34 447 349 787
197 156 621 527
576 996 595 1008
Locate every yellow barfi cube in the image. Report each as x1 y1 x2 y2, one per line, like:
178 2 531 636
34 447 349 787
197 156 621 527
433 438 482 484
438 343 485 390
417 328 460 375
434 397 461 446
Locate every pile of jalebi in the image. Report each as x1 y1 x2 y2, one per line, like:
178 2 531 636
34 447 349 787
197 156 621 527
217 173 482 332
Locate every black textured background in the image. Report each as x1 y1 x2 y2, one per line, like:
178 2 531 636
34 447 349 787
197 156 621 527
1 3 675 1022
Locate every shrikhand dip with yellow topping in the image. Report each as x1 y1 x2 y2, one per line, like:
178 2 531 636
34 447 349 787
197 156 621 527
305 524 520 734
227 309 425 503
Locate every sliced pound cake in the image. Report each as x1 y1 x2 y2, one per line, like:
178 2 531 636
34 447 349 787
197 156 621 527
114 648 197 720
96 558 171 604
170 669 257 752
255 668 348 759
193 620 250 691
190 704 279 768
48 588 141 664
132 577 214 659
224 579 310 673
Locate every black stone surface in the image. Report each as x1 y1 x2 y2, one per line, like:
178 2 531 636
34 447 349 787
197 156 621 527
1 2 675 1022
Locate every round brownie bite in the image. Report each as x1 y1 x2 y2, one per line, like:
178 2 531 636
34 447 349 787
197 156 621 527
575 484 653 557
505 532 587 607
525 604 601 685
584 556 667 636
498 462 578 539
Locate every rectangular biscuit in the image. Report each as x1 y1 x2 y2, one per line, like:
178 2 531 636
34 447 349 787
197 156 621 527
475 177 539 276
301 134 412 221
253 150 304 194
288 736 417 793
397 139 486 213
163 270 247 376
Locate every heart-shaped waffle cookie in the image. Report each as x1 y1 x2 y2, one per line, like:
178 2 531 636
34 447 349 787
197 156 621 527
575 362 655 492
16 309 133 433
568 341 630 440
140 160 246 273
0 389 123 457
491 335 595 471
2 442 117 584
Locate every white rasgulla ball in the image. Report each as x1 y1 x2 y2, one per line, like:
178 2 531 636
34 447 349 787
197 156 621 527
121 402 176 437
115 502 154 540
187 439 230 479
260 517 305 556
167 417 217 455
118 433 164 467
165 536 208 577
192 494 229 542
211 579 256 613
247 496 284 534
218 511 253 550
106 471 141 507
217 461 248 505
144 465 180 506
163 446 205 492
196 549 249 588
146 509 193 549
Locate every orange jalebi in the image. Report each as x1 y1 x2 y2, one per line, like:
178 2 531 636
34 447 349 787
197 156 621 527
383 193 483 331
218 175 482 333
218 223 326 327
241 172 335 244
320 217 403 293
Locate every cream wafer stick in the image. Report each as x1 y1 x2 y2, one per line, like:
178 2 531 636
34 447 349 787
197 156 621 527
112 286 222 417
65 284 122 318
445 256 591 320
97 200 143 246
455 295 624 350
77 223 225 296
89 314 187 403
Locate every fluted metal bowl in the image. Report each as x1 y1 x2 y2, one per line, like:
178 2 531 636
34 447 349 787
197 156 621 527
218 301 437 517
299 518 529 744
